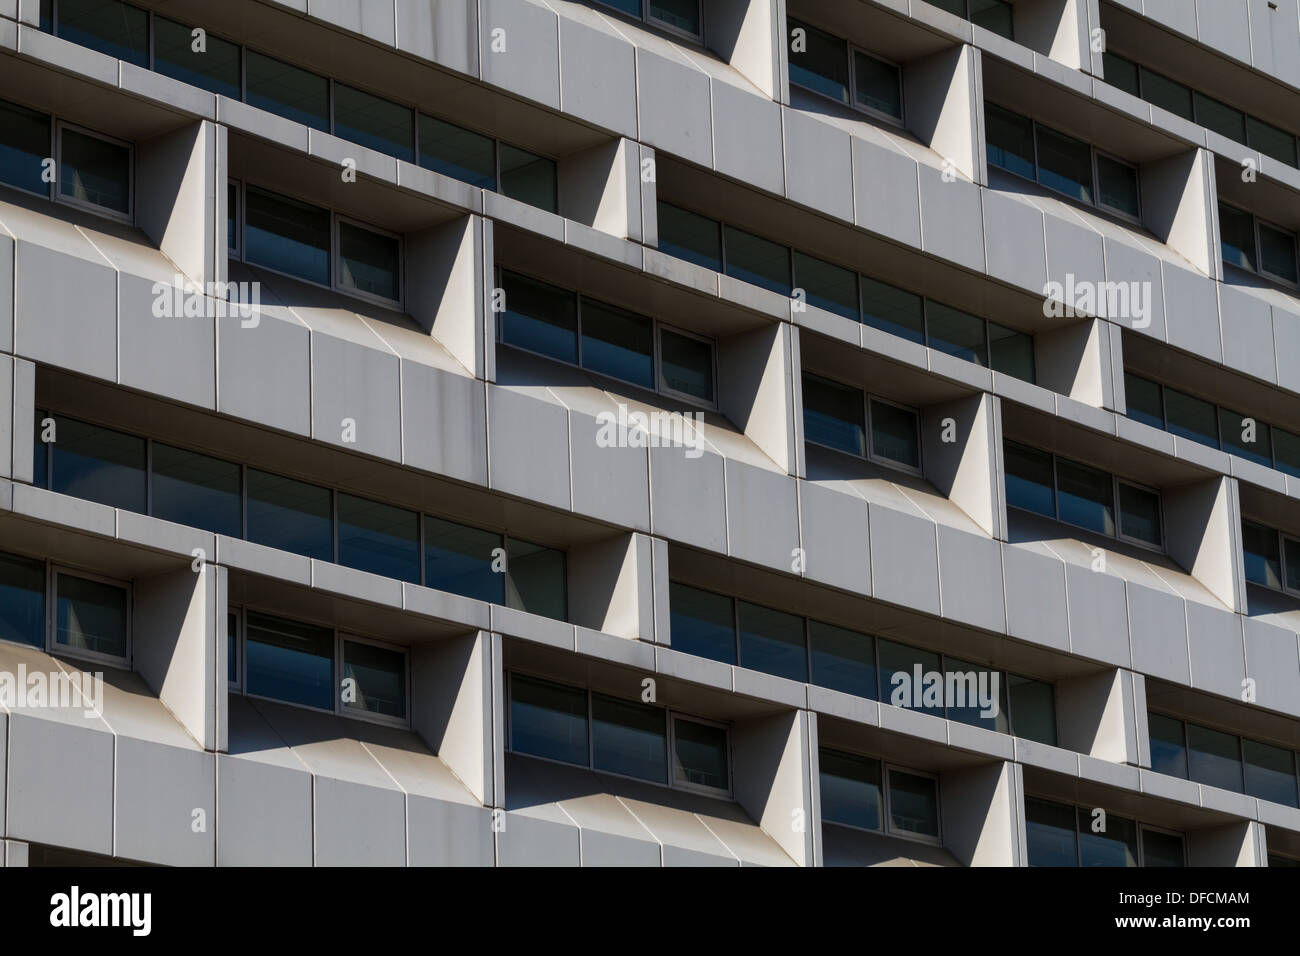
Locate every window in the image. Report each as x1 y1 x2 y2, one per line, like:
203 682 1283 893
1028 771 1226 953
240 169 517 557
820 749 883 831
1140 67 1193 121
795 251 859 321
150 442 241 538
50 415 146 514
737 600 807 683
505 539 567 622
499 144 557 214
53 569 129 664
0 551 46 649
424 515 505 604
887 768 940 840
227 181 240 254
244 612 334 711
861 277 925 344
1061 458 1120 537
337 493 420 584
1152 712 1300 809
854 50 903 119
1101 53 1139 98
986 103 1139 219
1260 222 1299 285
926 303 987 364
153 16 241 99
243 185 331 286
1077 806 1138 867
1219 407 1271 467
1008 675 1057 746
417 115 496 190
646 0 700 36
668 582 736 665
333 84 414 163
341 637 407 722
877 639 944 715
672 716 729 793
787 19 902 121
499 271 578 365
1243 739 1298 808
1141 829 1185 867
809 620 876 700
1027 796 1183 867
58 124 132 217
245 50 329 131
1242 520 1284 590
1123 372 1164 429
1186 722 1243 793
1219 203 1256 272
336 220 401 304
245 469 334 562
0 98 52 197
988 322 1036 381
1164 386 1219 447
659 327 714 403
656 202 723 272
580 299 654 389
1195 91 1245 143
723 225 791 296
1148 713 1188 779
592 693 668 784
1219 202 1300 285
925 0 1013 38
801 373 920 472
1248 116 1298 168
227 611 240 687
57 0 147 67
1026 797 1078 867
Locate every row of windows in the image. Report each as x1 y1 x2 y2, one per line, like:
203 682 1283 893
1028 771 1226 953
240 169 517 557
592 0 701 38
1004 440 1164 548
787 19 905 123
227 608 408 726
497 270 716 405
41 0 558 213
986 102 1141 220
0 97 133 220
1243 520 1300 595
1026 796 1185 867
802 373 922 471
1219 202 1300 288
1125 371 1300 475
819 748 941 844
1150 711 1300 809
669 582 1058 745
32 411 568 621
0 552 130 666
1104 51 1299 170
506 672 731 796
657 201 1036 382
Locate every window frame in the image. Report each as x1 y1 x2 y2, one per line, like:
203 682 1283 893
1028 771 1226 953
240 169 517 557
1137 823 1187 867
656 321 720 407
801 369 924 477
333 213 406 309
668 711 733 798
1218 199 1300 290
1090 147 1143 220
48 563 133 668
786 17 906 127
1114 475 1164 549
818 746 941 846
337 630 411 728
592 0 704 42
53 119 135 223
1241 520 1300 598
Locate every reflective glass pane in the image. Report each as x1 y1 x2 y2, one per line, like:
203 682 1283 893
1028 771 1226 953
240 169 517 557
1096 154 1140 217
500 272 577 364
509 674 587 765
1243 738 1298 807
591 693 667 784
870 399 920 468
1164 387 1219 447
1056 457 1115 536
888 770 939 838
56 574 127 659
1273 428 1300 479
1009 674 1057 746
1259 222 1298 284
0 551 45 648
245 51 329 131
337 493 418 583
737 600 807 682
819 749 882 830
57 0 147 67
333 84 413 162
648 0 700 34
1102 53 1139 97
1285 537 1300 593
656 202 722 272
51 416 146 513
1026 797 1077 866
878 639 943 715
1123 373 1163 429
1077 808 1137 867
809 621 876 699
1148 713 1188 779
1141 830 1185 867
985 103 1035 180
659 329 714 402
1035 124 1093 203
860 277 924 343
1219 203 1256 272
1219 408 1271 466
802 374 865 457
723 225 791 295
669 582 735 665
245 613 333 710
944 657 1008 733
1246 116 1298 168
424 515 504 604
245 469 333 562
1186 722 1243 792
499 144 557 212
673 718 728 791
926 302 987 365
1140 68 1193 120
60 128 129 214
506 539 566 621
154 16 240 98
788 19 848 104
0 98 51 195
228 611 238 684
1194 92 1246 143
417 115 495 188
33 409 47 489
969 0 1013 37
338 222 400 301
342 639 406 719
795 251 858 320
580 299 653 388
150 442 241 537
1118 483 1161 547
1004 441 1055 518
244 186 330 285
853 50 901 118
1242 521 1282 589
988 323 1035 383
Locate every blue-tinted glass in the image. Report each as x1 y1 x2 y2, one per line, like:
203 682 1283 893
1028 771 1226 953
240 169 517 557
1004 441 1055 517
333 84 414 162
1096 154 1140 217
673 718 728 791
1026 797 1077 866
60 128 130 214
51 416 146 513
788 19 849 104
1277 429 1300 479
0 551 45 648
417 115 495 189
649 0 700 34
944 657 1009 733
1009 675 1057 746
596 0 640 16
510 673 587 766
1187 722 1242 792
657 202 722 272
1118 483 1161 547
1259 222 1299 284
724 225 791 295
424 515 504 603
810 621 876 699
819 749 882 830
659 329 714 402
878 639 943 715
870 399 920 468
1142 830 1185 867
1103 53 1139 97
669 582 734 664
55 574 127 659
245 612 333 710
32 409 48 489
338 222 400 302
342 640 406 720
0 98 50 196
738 600 807 682
1285 538 1300 592
245 51 328 131
926 0 966 16
989 323 1035 383
591 693 667 784
985 103 1035 180
1056 457 1115 536
1164 388 1218 447
854 50 901 118
861 277 924 343
926 302 987 365
1140 68 1193 121
1247 116 1298 168
57 0 147 67
151 443 241 537
1243 739 1298 807
795 251 858 320
153 16 241 98
1077 807 1137 867
337 493 419 583
245 469 333 562
1148 713 1188 778
889 770 939 838
1035 125 1093 203
1195 91 1245 143
244 186 330 285
1124 373 1164 429
802 374 866 457
40 0 51 31
1219 203 1256 272
970 0 1013 38
228 612 238 684
580 299 653 388
500 272 578 364
1242 521 1282 589
499 144 557 213
227 182 238 252
506 539 567 621
1219 408 1271 466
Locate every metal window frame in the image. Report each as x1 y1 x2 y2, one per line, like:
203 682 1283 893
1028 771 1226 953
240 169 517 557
785 16 905 127
338 631 412 728
800 368 924 476
53 119 135 224
48 563 133 669
882 763 943 845
333 213 407 310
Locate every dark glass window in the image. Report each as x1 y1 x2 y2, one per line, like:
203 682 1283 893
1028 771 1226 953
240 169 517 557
1004 441 1055 518
1124 373 1164 429
1056 457 1115 536
723 225 791 295
598 0 641 16
1247 116 1298 167
870 399 920 469
861 277 924 344
245 469 333 562
506 539 566 621
417 115 495 189
1242 521 1282 589
988 323 1035 382
788 19 849 104
1285 538 1300 592
819 749 882 830
0 551 45 648
245 613 334 710
795 251 858 320
509 674 588 765
337 493 419 584
809 621 876 699
337 222 400 302
55 573 127 660
1194 92 1246 143
1277 429 1300 478
648 0 700 35
673 718 728 791
853 50 902 119
878 639 943 715
737 600 807 682
1148 713 1188 779
944 657 1008 733
424 516 504 604
659 329 714 402
1163 387 1218 447
580 299 654 389
244 186 330 285
51 416 146 513
1141 68 1193 120
1186 722 1243 793
1141 829 1185 867
342 639 406 720
1026 797 1077 867
245 51 329 131
926 303 987 365
669 582 735 665
1077 807 1138 867
1009 675 1057 746
591 693 667 784
153 16 241 99
227 181 238 252
1219 408 1271 466
1258 222 1298 284
150 442 241 537
1102 53 1139 97
1243 739 1298 807
657 202 722 272
33 409 48 489
985 103 1035 180
333 84 414 163
500 272 578 364
1035 125 1093 203
888 769 939 838
1219 203 1256 271
499 144 557 213
227 611 238 684
969 0 1013 38
1096 154 1140 217
1118 483 1161 547
0 98 51 196
57 0 147 67
60 128 130 214
802 373 866 457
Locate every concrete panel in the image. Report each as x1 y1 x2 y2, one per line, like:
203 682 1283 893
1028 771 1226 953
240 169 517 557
7 714 114 856
395 0 478 76
982 191 1046 292
479 0 560 109
1162 266 1222 361
217 754 314 865
119 274 216 408
798 482 870 595
1250 0 1300 87
650 445 727 552
579 827 661 867
1064 563 1130 666
0 232 12 354
1195 0 1252 64
1242 618 1300 717
782 108 853 219
558 15 636 138
115 738 215 866
497 812 580 865
1128 584 1191 684
852 138 921 248
1186 602 1246 700
636 49 712 167
569 409 650 531
401 361 487 485
868 505 940 615
487 386 570 510
725 459 799 570
408 796 495 866
918 169 985 274
1002 545 1070 650
1274 306 1300 395
1102 238 1166 341
14 242 117 381
311 333 402 461
1218 284 1277 384
941 761 1018 866
937 526 1007 633
314 776 407 866
712 81 784 196
218 311 312 435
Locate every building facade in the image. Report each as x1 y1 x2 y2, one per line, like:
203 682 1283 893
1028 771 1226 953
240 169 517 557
0 0 1299 867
